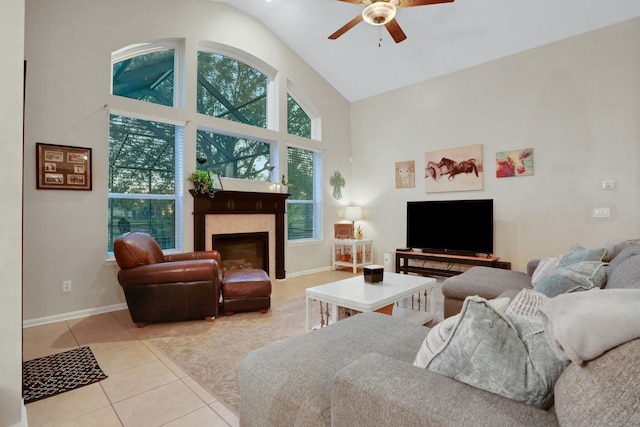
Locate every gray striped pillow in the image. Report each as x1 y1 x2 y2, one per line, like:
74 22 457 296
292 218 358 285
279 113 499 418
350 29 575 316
505 289 549 316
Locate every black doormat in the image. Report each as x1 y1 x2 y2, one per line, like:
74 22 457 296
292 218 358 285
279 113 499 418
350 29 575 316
23 346 108 404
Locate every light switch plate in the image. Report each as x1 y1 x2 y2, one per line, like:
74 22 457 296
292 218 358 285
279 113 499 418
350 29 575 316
592 207 610 218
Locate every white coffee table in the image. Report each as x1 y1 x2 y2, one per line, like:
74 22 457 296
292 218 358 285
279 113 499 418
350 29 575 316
305 272 437 332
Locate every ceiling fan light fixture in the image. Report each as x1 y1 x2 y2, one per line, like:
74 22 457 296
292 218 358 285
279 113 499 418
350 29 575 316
362 2 396 26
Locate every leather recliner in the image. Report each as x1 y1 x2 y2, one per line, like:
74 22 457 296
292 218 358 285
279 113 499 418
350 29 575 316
114 232 222 327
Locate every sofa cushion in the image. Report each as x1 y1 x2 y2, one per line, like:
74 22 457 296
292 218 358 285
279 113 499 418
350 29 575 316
606 244 640 271
414 297 510 368
424 296 569 409
334 353 560 427
442 266 533 301
505 289 549 316
532 260 607 297
602 238 640 262
554 339 640 426
557 243 606 267
531 257 560 286
606 251 640 289
237 311 429 427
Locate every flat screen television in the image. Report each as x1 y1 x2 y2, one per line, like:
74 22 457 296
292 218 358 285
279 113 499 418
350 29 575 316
406 199 493 256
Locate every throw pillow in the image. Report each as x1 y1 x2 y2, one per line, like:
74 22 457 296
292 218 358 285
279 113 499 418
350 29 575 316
557 243 606 268
602 238 640 262
533 261 607 298
606 254 640 290
413 297 510 369
424 296 570 409
605 245 640 284
531 256 560 286
505 289 549 316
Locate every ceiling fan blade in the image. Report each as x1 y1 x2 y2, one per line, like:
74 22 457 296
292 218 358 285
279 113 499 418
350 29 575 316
336 0 366 4
398 0 455 7
328 15 364 40
385 19 407 43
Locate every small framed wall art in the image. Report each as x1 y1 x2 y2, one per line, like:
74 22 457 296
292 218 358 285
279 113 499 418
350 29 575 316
496 148 533 178
395 160 415 188
36 143 92 190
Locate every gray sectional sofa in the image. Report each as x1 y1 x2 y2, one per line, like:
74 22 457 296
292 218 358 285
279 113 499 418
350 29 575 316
443 239 640 318
238 310 639 426
237 240 640 426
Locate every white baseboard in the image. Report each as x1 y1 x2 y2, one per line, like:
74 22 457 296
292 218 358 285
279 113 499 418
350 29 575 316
23 268 336 326
22 303 128 329
7 400 28 427
283 266 332 279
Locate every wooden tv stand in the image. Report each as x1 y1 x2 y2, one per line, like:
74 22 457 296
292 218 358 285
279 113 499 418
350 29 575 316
395 250 511 278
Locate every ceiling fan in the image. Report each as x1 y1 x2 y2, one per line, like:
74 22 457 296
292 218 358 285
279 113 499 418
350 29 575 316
328 0 455 44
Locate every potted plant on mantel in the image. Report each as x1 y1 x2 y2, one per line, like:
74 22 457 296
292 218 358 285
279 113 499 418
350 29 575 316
355 225 364 240
189 170 217 197
281 174 296 193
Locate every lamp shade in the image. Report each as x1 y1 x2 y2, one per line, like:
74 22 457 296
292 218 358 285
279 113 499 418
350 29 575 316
345 206 362 222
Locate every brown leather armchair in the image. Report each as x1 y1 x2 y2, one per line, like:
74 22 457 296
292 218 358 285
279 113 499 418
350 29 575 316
114 232 222 327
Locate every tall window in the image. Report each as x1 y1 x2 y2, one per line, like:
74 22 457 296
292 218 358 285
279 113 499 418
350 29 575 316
286 93 320 240
287 147 321 240
107 115 183 252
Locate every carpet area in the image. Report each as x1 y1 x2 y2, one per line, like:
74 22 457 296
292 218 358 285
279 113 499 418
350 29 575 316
23 346 108 404
148 278 444 415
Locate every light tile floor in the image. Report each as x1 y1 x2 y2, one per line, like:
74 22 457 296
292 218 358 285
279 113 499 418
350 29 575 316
23 269 439 426
23 270 360 427
24 310 244 426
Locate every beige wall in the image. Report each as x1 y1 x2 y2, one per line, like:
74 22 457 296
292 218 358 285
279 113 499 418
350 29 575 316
1 1 25 425
22 1 640 324
350 18 640 271
23 0 351 323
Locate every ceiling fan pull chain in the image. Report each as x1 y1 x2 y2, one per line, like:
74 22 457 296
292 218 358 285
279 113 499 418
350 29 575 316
378 26 382 47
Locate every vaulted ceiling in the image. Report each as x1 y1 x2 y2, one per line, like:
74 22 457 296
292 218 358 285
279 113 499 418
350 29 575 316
216 0 639 102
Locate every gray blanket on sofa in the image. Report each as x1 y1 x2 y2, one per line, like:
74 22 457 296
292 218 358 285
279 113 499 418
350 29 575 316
539 289 640 365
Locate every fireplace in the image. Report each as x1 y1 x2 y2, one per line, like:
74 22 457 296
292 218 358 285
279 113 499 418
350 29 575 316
213 231 269 273
191 190 289 279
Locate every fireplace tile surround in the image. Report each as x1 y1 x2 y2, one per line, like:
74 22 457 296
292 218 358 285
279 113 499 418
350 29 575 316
206 215 275 280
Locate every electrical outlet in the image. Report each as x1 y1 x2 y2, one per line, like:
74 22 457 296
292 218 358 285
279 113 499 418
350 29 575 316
601 180 615 190
62 280 72 292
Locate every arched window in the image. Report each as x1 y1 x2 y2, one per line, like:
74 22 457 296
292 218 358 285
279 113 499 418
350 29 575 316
197 52 267 128
112 42 181 107
287 95 311 138
108 39 323 254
